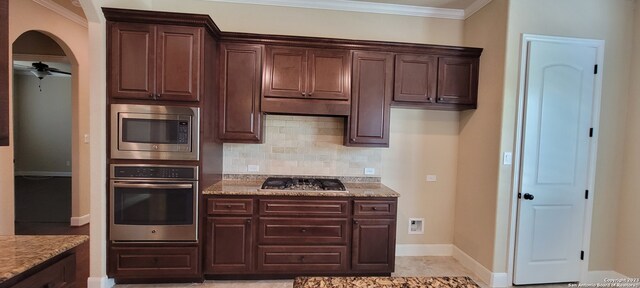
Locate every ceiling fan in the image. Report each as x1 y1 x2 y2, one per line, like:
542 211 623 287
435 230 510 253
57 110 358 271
13 61 72 91
17 61 72 79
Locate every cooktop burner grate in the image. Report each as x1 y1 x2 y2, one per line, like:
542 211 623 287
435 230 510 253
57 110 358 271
261 177 347 191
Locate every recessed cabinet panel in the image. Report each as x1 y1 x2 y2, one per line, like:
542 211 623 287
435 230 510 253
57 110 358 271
110 22 156 99
437 56 479 105
219 43 263 143
205 217 253 274
348 51 394 147
352 218 396 272
156 25 201 101
394 54 437 103
265 47 307 98
307 49 351 101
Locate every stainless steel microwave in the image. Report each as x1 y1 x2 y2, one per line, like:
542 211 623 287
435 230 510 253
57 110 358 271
111 104 199 161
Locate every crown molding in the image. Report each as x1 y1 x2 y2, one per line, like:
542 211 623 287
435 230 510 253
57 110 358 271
32 0 88 28
203 0 467 19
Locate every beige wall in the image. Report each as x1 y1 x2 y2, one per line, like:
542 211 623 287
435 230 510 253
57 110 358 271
456 0 509 270
497 0 635 273
1 0 90 234
13 74 72 175
616 0 640 277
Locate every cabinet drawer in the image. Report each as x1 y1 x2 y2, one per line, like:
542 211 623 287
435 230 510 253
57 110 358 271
208 198 254 215
12 253 75 288
259 199 348 217
353 200 397 217
109 246 199 278
257 246 347 273
258 218 348 245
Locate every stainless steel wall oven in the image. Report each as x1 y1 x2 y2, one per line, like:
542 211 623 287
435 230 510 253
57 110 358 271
110 164 198 242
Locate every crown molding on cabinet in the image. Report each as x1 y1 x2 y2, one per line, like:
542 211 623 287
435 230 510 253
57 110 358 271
32 0 88 28
202 0 492 20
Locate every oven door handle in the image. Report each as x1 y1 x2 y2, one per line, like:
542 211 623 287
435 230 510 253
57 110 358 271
112 182 194 189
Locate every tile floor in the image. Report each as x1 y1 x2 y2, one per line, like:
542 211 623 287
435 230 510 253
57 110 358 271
116 256 525 288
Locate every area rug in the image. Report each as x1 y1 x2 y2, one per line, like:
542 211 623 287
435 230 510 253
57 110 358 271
293 276 480 288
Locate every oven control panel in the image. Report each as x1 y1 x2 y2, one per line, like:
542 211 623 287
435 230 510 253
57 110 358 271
111 165 198 180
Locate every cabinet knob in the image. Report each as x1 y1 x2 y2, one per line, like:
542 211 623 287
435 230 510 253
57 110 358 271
307 93 313 97
246 219 252 224
301 92 307 96
351 138 356 142
300 256 305 262
301 228 307 233
438 97 444 101
372 207 377 211
148 93 154 99
353 220 359 225
427 97 432 102
156 93 161 99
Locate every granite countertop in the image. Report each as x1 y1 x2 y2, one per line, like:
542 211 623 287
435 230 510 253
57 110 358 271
203 180 400 198
293 276 480 288
0 235 89 283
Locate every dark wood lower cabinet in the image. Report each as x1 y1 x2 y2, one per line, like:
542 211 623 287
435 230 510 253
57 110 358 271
352 218 396 272
4 253 76 288
109 246 200 280
205 217 253 274
204 196 397 278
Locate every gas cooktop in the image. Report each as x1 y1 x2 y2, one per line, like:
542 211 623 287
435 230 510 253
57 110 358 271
260 177 348 192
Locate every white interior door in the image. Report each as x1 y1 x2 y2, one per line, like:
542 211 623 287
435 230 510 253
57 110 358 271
514 40 597 285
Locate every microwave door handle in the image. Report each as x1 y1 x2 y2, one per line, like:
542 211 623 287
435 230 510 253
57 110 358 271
112 182 193 189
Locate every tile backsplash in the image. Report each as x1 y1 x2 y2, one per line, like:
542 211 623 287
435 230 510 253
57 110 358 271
223 115 382 176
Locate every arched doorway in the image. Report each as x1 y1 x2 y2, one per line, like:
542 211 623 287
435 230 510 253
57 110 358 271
12 30 73 227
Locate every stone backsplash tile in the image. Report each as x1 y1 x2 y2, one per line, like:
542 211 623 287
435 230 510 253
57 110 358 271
223 115 383 177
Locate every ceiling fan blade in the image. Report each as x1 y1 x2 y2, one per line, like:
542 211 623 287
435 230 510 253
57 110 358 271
48 68 71 75
13 64 34 70
49 70 71 76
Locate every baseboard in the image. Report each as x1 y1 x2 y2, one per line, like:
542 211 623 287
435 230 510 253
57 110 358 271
87 276 115 288
70 214 90 226
14 171 72 177
583 271 629 283
395 244 453 256
452 246 510 287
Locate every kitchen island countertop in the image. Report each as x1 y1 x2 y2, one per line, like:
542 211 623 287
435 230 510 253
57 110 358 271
0 235 88 284
203 180 400 198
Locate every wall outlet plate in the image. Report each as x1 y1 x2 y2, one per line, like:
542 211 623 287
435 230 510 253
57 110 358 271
426 175 437 182
247 165 259 172
364 168 375 175
408 218 425 234
503 152 513 165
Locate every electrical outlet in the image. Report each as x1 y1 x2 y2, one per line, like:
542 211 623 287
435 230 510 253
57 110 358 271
83 134 89 144
247 165 259 172
408 218 425 234
364 168 375 175
426 175 437 182
66 161 70 167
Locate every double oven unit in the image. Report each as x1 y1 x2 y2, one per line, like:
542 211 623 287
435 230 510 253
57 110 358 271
109 104 200 243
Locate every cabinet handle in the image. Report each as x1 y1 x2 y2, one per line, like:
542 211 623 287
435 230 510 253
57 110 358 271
372 207 377 211
301 92 307 96
148 93 154 99
156 93 161 99
438 97 444 101
246 219 252 224
353 220 359 225
301 228 307 233
300 256 305 262
307 92 313 97
351 138 356 142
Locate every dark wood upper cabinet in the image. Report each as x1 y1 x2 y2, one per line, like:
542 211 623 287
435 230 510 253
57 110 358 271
307 49 350 101
393 54 437 103
436 56 479 106
109 22 201 101
347 51 394 147
262 46 351 116
0 0 8 146
156 25 201 101
218 43 263 143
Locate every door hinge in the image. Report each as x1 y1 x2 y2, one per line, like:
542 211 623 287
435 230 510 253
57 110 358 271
594 64 598 74
585 190 589 199
518 193 522 199
580 250 585 260
589 128 594 138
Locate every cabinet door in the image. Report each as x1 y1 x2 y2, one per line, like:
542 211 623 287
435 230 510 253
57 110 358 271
348 51 394 147
437 56 479 105
264 47 307 99
352 218 396 272
394 54 437 103
307 49 350 101
205 217 253 274
219 44 263 142
109 22 156 100
156 25 202 101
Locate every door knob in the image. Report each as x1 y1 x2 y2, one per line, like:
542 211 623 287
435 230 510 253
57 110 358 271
523 193 535 200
